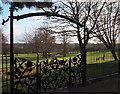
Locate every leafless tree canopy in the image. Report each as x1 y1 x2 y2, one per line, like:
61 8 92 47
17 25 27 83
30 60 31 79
0 29 9 54
24 27 55 58
93 2 120 60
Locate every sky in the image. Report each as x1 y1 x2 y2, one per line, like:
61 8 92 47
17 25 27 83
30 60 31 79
1 1 119 44
1 3 47 43
0 1 81 44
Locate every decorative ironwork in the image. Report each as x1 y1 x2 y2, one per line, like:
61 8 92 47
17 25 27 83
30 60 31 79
13 54 83 93
1 5 85 93
13 58 34 93
2 55 10 93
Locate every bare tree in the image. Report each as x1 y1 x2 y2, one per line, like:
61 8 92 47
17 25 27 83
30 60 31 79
57 30 71 57
93 2 120 60
23 31 35 53
0 5 2 54
0 29 9 54
36 28 55 58
57 1 105 84
0 29 2 54
25 27 55 58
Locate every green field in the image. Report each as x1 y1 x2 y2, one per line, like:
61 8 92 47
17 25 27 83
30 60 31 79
1 51 119 93
87 60 118 79
0 51 117 68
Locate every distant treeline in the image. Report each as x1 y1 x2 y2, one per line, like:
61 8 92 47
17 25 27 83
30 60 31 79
74 43 119 52
86 43 120 51
2 43 120 54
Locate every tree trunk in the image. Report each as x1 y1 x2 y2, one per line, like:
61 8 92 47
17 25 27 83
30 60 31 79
43 52 47 59
76 25 87 84
110 48 118 61
80 45 87 84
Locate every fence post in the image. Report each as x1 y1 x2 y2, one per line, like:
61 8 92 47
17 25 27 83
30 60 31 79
2 54 4 93
10 6 14 94
36 53 39 94
68 58 71 88
39 60 42 93
5 55 8 92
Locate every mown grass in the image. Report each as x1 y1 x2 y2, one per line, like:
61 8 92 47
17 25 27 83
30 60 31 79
0 51 117 68
87 60 119 79
87 51 115 60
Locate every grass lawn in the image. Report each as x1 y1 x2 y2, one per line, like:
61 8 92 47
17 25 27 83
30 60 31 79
87 60 118 79
0 51 117 68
